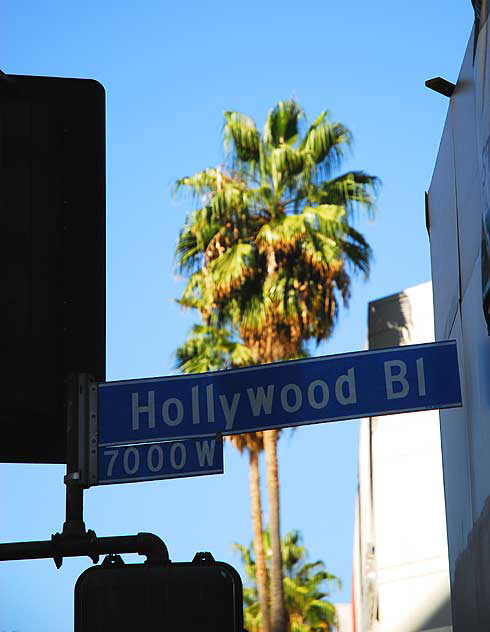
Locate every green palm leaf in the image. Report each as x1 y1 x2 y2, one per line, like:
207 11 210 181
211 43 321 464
175 167 224 197
317 170 380 218
224 111 261 165
300 112 351 177
209 243 256 294
264 100 304 147
234 529 339 632
175 323 255 374
256 214 310 252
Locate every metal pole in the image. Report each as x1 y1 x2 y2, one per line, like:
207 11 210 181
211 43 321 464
0 532 169 567
63 372 87 537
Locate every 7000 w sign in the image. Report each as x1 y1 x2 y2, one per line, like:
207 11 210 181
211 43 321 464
98 438 223 485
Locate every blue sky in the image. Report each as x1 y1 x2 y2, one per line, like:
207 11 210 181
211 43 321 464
1 1 474 629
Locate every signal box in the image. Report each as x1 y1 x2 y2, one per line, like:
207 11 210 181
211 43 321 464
75 553 245 632
0 73 106 463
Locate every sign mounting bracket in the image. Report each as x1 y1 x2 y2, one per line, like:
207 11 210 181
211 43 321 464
62 372 95 539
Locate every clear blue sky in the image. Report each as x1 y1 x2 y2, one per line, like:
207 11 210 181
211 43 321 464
1 1 474 629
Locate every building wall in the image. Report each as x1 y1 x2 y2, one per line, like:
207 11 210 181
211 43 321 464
334 603 354 632
427 20 490 630
352 283 452 632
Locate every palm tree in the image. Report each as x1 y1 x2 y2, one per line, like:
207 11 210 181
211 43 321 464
234 529 340 632
281 530 340 632
176 100 379 632
175 324 272 632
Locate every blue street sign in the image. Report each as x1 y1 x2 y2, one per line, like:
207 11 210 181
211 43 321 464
97 437 223 485
98 341 462 447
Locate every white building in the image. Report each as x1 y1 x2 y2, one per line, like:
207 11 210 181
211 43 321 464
335 602 353 632
427 11 490 629
352 283 452 632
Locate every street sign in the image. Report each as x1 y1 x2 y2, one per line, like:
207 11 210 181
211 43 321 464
98 341 462 447
97 437 223 485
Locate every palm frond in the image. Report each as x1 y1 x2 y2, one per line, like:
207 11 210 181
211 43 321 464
237 291 271 335
209 243 256 295
272 144 306 177
256 214 309 252
231 541 258 582
175 167 225 198
340 225 372 276
208 183 250 224
255 205 346 260
264 100 305 147
175 207 221 272
224 111 261 165
175 322 255 375
317 171 380 219
301 113 351 177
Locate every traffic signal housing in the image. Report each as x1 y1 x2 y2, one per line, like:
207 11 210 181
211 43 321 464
1 73 106 463
74 553 245 631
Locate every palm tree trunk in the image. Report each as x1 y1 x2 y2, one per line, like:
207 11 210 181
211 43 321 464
249 449 271 632
264 428 287 632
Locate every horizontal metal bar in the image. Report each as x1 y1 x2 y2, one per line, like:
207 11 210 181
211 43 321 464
0 532 169 565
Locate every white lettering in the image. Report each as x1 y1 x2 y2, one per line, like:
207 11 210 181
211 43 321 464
335 368 357 405
147 445 164 472
132 391 155 430
206 384 215 423
162 397 184 426
195 440 216 467
219 393 241 430
307 380 329 409
247 385 275 416
192 385 200 424
123 447 140 475
104 449 119 477
170 442 186 470
416 357 426 396
384 360 409 399
280 384 302 413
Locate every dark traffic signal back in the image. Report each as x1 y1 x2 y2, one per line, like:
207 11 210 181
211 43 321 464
1 73 106 463
75 553 245 631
